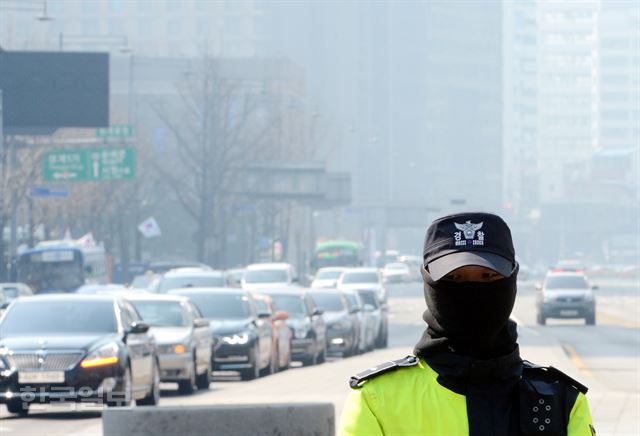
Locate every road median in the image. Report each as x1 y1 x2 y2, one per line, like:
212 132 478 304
102 402 335 436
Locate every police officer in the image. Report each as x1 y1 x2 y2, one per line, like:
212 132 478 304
340 212 594 435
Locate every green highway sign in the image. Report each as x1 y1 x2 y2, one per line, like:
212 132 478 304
42 150 86 181
43 148 136 182
96 124 133 138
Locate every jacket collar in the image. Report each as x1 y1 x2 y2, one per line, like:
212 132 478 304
424 345 523 394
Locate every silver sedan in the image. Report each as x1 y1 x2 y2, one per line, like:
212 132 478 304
128 294 213 394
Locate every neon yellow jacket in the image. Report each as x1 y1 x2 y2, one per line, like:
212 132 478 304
340 358 593 436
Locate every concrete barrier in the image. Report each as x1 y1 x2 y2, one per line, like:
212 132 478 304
102 402 335 436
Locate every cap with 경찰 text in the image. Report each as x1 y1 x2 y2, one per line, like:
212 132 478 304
423 212 516 281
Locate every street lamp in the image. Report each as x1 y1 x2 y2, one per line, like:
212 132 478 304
0 0 53 21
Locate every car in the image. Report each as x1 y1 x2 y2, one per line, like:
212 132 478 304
382 262 411 283
0 294 160 415
552 259 586 273
225 268 246 288
260 288 326 366
357 289 388 349
340 289 368 354
75 284 134 295
242 263 298 291
169 288 274 381
147 261 211 274
127 294 213 394
337 268 387 304
130 273 162 292
398 256 422 282
0 283 33 302
157 268 226 294
252 294 292 371
311 267 347 289
535 271 597 325
309 289 359 356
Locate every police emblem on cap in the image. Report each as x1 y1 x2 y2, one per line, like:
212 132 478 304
454 221 484 246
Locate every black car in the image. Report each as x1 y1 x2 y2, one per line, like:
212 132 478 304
0 295 160 415
261 288 327 366
169 288 274 381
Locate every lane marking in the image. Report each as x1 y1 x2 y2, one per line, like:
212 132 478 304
560 342 594 379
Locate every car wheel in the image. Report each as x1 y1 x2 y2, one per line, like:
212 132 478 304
536 313 546 326
107 366 133 407
279 346 291 371
196 358 211 390
302 342 318 366
177 358 197 395
6 399 29 415
585 313 596 325
317 342 327 364
260 348 277 377
240 348 260 381
376 329 388 349
138 361 160 406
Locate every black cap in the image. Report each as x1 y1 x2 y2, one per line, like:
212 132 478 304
423 212 516 281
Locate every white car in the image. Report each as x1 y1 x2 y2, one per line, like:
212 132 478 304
311 267 347 288
382 262 411 283
242 263 298 291
337 268 387 304
157 268 226 294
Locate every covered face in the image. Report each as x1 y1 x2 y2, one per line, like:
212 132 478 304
420 212 519 356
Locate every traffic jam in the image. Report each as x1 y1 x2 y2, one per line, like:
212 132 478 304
0 239 414 416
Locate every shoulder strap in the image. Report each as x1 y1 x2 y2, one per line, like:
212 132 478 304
349 355 420 389
522 360 588 395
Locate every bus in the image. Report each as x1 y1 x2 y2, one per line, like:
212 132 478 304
311 240 363 272
16 245 85 294
16 239 110 294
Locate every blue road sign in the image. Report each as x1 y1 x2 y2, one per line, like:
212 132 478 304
29 186 69 199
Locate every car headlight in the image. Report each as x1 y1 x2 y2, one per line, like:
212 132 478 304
293 327 308 339
222 332 250 345
158 344 187 354
81 342 119 368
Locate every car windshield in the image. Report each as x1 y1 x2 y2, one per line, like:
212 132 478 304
269 295 306 317
545 275 589 289
244 269 288 283
130 300 188 327
1 287 20 299
316 270 342 280
342 272 379 284
1 300 116 335
310 293 345 312
181 293 249 319
358 291 379 309
159 275 224 292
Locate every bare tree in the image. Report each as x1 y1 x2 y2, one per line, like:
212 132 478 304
151 57 279 265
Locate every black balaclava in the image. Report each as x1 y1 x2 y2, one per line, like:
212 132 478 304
414 264 519 359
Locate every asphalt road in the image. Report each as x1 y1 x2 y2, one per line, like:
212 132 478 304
2 279 638 435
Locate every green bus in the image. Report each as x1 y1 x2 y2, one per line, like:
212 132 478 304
312 240 363 271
